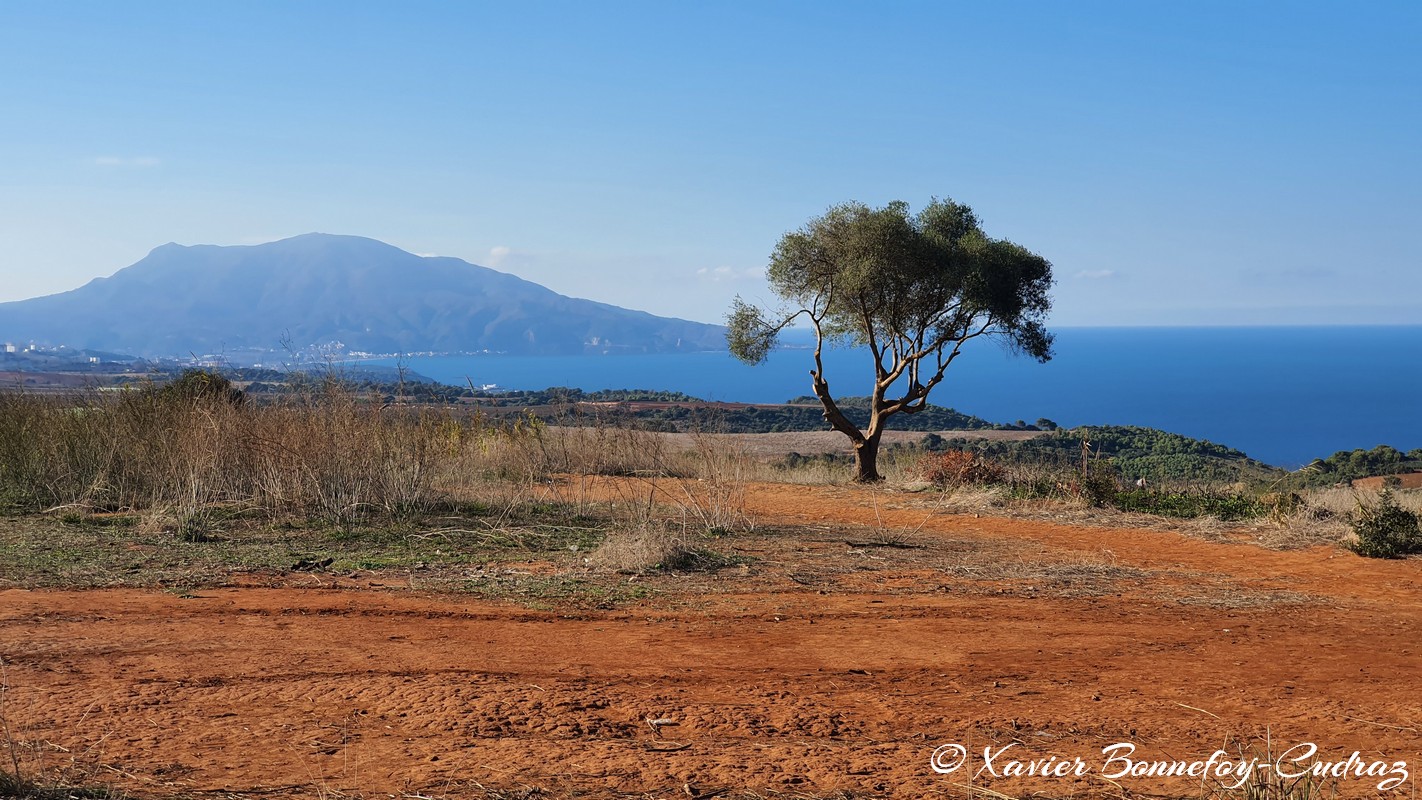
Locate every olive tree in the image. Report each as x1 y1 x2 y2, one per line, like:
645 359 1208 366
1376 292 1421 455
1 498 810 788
728 198 1054 482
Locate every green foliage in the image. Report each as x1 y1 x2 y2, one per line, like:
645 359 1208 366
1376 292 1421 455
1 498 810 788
727 197 1055 481
727 299 775 365
785 396 994 431
728 198 1053 373
462 387 701 406
1076 469 1120 508
1349 490 1422 559
1292 445 1422 487
997 466 1265 520
732 199 1054 362
1112 489 1264 521
446 389 999 435
922 425 1275 520
775 451 852 471
934 425 1282 485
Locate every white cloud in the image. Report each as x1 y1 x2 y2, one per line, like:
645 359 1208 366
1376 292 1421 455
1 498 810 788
1073 269 1118 280
696 265 762 282
487 245 513 267
92 156 161 168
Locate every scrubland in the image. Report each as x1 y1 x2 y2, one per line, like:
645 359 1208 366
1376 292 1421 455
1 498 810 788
0 382 1418 800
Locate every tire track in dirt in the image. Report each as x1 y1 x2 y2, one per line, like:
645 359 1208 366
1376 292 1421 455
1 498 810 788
587 477 1422 611
1 481 1420 798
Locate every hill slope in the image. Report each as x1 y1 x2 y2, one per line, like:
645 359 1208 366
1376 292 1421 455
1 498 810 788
935 425 1285 484
0 233 725 356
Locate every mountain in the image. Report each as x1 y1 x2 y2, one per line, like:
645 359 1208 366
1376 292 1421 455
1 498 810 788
0 234 726 357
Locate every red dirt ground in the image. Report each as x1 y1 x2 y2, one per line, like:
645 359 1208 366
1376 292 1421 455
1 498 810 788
2 481 1420 799
1354 473 1422 491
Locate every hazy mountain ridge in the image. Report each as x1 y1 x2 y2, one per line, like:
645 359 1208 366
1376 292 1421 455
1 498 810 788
0 234 725 357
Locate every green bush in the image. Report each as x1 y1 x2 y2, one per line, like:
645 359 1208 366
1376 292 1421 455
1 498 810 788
1077 469 1119 507
1112 489 1264 521
1350 490 1421 559
929 425 1281 486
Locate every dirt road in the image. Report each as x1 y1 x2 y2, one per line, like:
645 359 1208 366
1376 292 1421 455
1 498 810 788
2 482 1419 798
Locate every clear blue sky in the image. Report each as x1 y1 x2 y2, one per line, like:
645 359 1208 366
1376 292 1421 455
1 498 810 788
2 1 1418 326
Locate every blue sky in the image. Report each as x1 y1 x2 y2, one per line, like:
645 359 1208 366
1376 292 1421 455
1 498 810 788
2 1 1418 326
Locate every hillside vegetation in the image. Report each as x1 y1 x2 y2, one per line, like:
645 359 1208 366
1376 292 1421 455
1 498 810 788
1 372 1419 565
78 369 1422 502
1291 445 1422 488
930 425 1285 486
603 396 1000 434
239 370 1422 488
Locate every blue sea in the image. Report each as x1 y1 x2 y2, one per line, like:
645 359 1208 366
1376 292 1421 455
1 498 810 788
372 326 1422 468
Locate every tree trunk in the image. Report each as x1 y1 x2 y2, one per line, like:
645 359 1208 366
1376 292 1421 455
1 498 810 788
853 434 884 483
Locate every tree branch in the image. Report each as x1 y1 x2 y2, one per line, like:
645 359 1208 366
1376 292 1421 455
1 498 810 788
875 318 995 418
808 315 866 446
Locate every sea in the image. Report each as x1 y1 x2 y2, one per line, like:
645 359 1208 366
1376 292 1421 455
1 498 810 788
371 326 1422 469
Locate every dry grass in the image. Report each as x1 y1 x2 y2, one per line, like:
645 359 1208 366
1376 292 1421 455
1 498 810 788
1302 484 1422 516
937 545 1150 597
0 385 764 596
1261 486 1422 551
0 386 698 529
515 423 674 478
932 483 1011 514
0 386 496 524
5 383 1413 571
588 523 700 572
752 450 931 486
580 432 755 573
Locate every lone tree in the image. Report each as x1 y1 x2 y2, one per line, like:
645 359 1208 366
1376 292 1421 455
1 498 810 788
727 198 1054 482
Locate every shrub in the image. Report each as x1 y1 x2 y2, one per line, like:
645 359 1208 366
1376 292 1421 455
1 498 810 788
590 524 700 572
1074 468 1119 507
1112 489 1264 520
1350 490 1421 559
162 368 245 405
919 450 1005 487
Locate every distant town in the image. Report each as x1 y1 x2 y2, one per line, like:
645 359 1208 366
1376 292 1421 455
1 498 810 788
0 338 484 391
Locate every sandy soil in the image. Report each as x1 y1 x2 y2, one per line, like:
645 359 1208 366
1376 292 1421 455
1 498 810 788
2 480 1420 799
